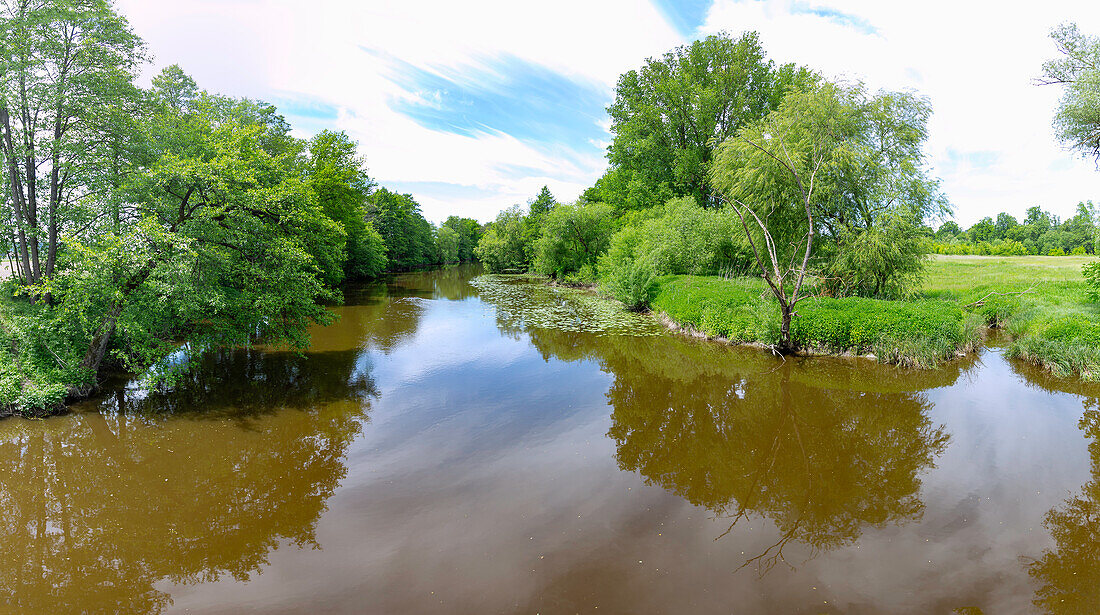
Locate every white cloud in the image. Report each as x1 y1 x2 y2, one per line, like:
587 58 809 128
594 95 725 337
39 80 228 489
116 0 1100 226
702 0 1100 225
116 0 682 223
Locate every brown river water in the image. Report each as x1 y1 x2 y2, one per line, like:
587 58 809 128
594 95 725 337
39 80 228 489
2 265 1099 614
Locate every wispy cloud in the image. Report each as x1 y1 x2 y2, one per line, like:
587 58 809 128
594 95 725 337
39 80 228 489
652 0 714 35
373 51 610 152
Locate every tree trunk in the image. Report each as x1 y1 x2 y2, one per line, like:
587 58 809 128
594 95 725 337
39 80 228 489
779 304 794 353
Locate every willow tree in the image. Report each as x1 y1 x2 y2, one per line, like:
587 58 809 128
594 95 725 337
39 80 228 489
1040 23 1100 163
711 83 857 351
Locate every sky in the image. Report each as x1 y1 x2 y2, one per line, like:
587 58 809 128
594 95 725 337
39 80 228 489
115 0 1100 226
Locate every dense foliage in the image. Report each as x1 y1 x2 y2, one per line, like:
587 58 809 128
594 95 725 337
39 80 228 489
597 31 816 209
931 203 1098 256
1041 23 1100 164
0 1 481 416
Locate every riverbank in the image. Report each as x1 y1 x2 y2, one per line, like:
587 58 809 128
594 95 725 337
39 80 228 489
642 255 1100 379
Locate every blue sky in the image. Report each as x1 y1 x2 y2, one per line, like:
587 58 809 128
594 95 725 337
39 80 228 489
119 0 1100 225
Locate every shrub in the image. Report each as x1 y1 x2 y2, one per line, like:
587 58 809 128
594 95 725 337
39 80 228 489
597 197 752 307
602 256 658 311
1083 262 1100 302
1048 247 1067 256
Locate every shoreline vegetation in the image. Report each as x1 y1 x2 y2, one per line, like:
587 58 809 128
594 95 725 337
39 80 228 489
549 254 1097 379
4 4 1100 419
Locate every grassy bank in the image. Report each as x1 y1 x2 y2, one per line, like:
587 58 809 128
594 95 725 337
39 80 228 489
647 255 1100 378
650 275 981 368
923 255 1100 380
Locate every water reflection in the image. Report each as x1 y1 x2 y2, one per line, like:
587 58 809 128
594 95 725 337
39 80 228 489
512 316 963 572
0 326 389 613
605 338 950 571
1016 364 1100 614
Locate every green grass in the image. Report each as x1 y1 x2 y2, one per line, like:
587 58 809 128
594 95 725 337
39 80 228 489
921 254 1100 380
648 254 1100 377
650 275 981 369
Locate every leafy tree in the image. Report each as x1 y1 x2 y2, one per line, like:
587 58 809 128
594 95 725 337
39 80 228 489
935 221 962 240
1040 23 1100 163
366 188 436 271
995 212 1019 237
607 31 816 208
51 82 343 396
0 0 146 296
529 186 556 218
531 201 615 278
441 215 483 262
305 130 386 282
435 225 460 265
474 205 530 273
968 217 997 243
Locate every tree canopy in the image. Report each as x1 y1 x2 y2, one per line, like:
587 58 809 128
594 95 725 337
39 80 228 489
605 31 816 209
1041 23 1100 163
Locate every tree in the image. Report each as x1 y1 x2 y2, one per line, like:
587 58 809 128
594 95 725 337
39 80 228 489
968 217 997 243
53 80 342 396
1040 23 1100 163
528 185 555 218
366 188 436 271
711 83 859 350
474 205 529 272
305 130 386 280
0 0 146 296
435 225 459 265
531 201 615 278
995 212 1019 237
442 215 482 262
607 31 816 208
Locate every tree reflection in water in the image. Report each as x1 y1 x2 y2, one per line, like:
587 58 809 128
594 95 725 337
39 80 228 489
1016 362 1100 614
0 346 377 613
518 313 959 573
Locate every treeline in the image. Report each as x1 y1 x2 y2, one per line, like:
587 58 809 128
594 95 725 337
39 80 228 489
929 204 1099 256
476 32 947 315
0 0 478 415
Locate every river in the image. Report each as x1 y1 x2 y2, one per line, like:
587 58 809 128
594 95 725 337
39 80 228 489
2 265 1098 614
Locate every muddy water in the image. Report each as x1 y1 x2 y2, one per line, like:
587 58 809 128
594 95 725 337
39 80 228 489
2 265 1099 614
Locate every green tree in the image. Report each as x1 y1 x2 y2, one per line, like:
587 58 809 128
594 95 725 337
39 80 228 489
606 31 815 208
712 84 857 349
995 212 1019 237
531 201 615 278
1040 23 1100 163
529 185 556 218
51 82 342 397
442 216 483 262
435 225 460 265
0 0 146 296
474 205 529 272
968 217 997 243
305 130 386 280
366 188 436 271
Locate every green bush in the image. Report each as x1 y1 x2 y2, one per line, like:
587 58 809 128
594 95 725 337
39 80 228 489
603 256 658 311
1085 262 1100 302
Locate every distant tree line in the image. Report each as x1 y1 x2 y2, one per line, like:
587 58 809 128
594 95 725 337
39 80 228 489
930 204 1099 256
